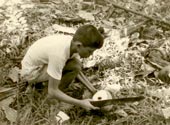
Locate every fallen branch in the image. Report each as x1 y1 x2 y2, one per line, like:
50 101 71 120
57 17 86 24
0 87 17 101
120 19 149 37
110 3 170 29
145 58 163 70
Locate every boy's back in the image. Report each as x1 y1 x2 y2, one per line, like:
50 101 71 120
21 34 72 81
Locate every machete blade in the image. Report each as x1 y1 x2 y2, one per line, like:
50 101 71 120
90 96 145 107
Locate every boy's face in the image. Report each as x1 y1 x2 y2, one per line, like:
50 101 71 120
77 46 96 58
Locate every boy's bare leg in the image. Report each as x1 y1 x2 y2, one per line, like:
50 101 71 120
59 58 97 94
59 57 81 91
25 58 81 90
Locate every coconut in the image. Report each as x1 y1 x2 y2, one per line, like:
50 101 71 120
92 90 113 111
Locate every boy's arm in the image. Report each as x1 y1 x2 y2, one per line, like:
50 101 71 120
48 76 99 110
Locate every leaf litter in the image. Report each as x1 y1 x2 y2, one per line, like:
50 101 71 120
1 0 170 124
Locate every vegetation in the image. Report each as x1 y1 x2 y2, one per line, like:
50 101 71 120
1 0 170 125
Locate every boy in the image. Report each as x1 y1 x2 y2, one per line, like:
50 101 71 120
21 25 104 110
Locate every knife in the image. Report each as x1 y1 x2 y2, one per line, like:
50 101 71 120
90 96 145 107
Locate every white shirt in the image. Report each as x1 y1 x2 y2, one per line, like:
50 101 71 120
21 34 72 80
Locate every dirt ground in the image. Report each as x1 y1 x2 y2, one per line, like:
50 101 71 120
1 0 170 125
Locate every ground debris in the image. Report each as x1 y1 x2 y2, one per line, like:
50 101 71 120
0 96 17 123
8 66 20 83
1 0 170 125
162 107 170 119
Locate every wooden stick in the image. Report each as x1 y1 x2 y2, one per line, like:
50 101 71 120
120 19 149 37
16 80 20 125
77 71 97 94
110 3 170 28
146 58 163 69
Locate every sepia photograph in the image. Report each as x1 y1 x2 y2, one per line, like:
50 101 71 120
0 0 170 124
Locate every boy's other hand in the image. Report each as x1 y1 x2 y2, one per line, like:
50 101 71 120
80 99 100 111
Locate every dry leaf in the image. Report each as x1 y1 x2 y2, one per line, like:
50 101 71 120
20 4 35 9
2 107 17 123
52 24 76 34
124 106 138 114
0 87 16 101
163 88 170 99
116 37 130 52
0 96 17 123
55 111 70 124
20 105 32 124
78 11 95 21
59 102 74 111
63 0 69 4
83 60 96 68
158 65 170 84
0 121 8 125
82 89 93 99
104 84 122 93
148 87 170 100
109 29 121 43
0 87 14 93
8 67 20 82
114 109 128 117
146 0 155 5
102 20 114 27
0 95 14 107
162 107 170 119
0 0 23 6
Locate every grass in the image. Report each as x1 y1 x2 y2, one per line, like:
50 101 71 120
1 1 170 125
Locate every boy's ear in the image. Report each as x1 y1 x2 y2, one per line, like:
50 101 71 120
98 27 104 34
98 27 108 39
75 41 83 48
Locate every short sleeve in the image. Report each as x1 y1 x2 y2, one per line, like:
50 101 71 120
47 56 67 80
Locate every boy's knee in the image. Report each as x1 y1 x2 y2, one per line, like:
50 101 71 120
63 58 82 73
69 62 81 75
74 65 81 74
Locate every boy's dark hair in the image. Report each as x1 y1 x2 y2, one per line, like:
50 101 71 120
72 25 104 49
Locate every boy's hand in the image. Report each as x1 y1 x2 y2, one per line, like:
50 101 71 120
80 99 100 111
